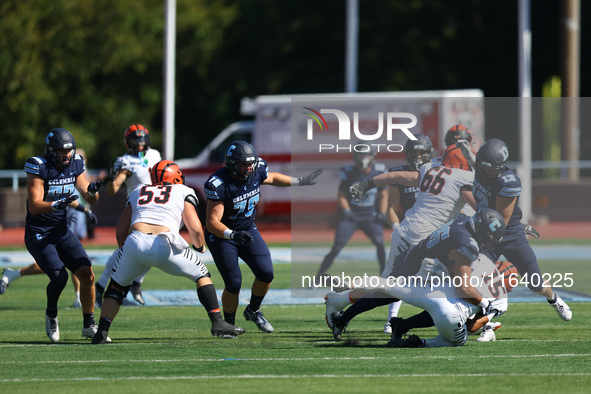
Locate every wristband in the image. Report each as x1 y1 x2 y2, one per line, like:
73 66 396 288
89 191 97 197
74 204 86 212
290 177 300 186
192 244 205 253
223 229 234 240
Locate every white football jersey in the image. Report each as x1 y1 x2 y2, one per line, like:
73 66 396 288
114 149 162 195
403 162 474 236
128 184 197 231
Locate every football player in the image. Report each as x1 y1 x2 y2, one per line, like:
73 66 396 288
326 208 508 347
204 141 322 335
347 134 477 332
468 139 571 320
382 135 429 333
24 128 102 342
313 145 388 283
95 124 162 306
92 160 244 343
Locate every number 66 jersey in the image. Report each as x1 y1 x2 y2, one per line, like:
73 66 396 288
203 160 269 233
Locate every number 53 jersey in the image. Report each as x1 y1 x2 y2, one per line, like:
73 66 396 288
203 160 269 232
128 184 198 231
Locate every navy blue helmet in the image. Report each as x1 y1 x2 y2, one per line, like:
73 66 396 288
475 139 509 180
45 128 76 168
470 208 506 246
405 134 434 170
225 140 258 181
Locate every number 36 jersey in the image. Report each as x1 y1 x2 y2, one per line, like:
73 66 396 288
128 184 197 231
403 162 474 235
204 160 269 232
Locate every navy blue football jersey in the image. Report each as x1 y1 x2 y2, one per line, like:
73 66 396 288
204 159 269 231
338 163 386 214
473 167 522 240
24 154 86 235
388 164 419 216
404 215 480 272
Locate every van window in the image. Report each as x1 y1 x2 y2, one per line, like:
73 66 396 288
209 133 252 163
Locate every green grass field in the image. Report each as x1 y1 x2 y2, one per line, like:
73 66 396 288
1 248 591 393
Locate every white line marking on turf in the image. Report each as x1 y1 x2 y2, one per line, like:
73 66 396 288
2 372 591 383
1 353 590 365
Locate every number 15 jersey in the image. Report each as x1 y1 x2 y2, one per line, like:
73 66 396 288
204 160 269 232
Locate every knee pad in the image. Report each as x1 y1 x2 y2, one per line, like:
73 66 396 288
104 280 130 305
52 268 69 289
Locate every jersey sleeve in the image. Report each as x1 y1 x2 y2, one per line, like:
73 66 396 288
257 159 269 182
114 155 128 171
496 171 522 198
204 175 225 201
24 156 46 176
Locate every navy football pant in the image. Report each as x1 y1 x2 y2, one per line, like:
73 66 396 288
206 226 273 294
25 228 92 314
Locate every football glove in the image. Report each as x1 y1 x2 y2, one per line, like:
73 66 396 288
521 223 540 239
107 162 119 181
52 194 79 211
349 179 374 202
374 212 390 228
343 209 355 222
84 208 98 225
231 231 253 246
88 181 103 196
455 139 476 167
297 168 324 186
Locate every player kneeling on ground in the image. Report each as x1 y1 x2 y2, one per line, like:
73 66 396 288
92 160 244 344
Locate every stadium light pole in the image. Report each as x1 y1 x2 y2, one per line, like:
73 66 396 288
163 0 176 160
518 0 532 224
345 0 358 93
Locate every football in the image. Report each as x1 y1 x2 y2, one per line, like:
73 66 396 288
496 261 519 292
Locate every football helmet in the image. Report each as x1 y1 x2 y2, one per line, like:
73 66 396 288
475 139 509 180
124 124 150 155
405 134 434 170
353 143 377 170
225 140 258 181
444 124 472 147
45 128 76 168
150 160 185 185
469 208 506 246
441 144 472 171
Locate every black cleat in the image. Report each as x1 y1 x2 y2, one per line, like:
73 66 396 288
92 329 110 344
211 320 245 338
130 281 145 305
386 334 425 348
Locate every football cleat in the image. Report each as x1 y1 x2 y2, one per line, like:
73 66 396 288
477 325 496 342
130 281 145 305
331 311 348 341
84 324 112 343
549 293 572 321
243 307 274 333
1 268 21 295
386 334 425 348
81 324 98 339
388 317 406 340
91 330 110 344
45 314 60 343
384 323 392 335
211 320 246 338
